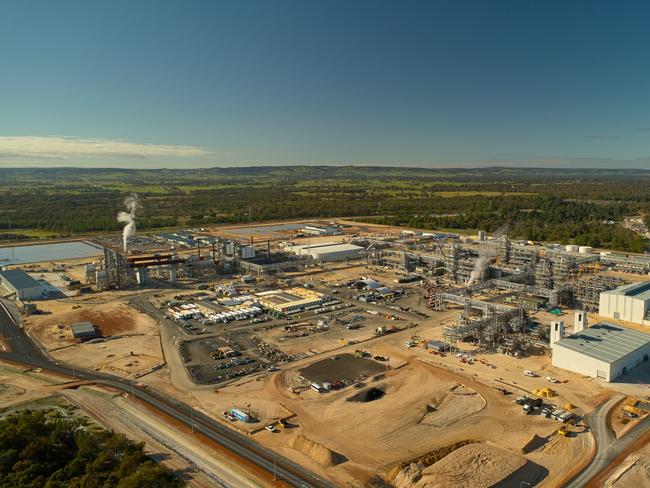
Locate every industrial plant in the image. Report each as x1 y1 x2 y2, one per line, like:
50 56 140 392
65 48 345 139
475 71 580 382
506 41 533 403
2 218 650 488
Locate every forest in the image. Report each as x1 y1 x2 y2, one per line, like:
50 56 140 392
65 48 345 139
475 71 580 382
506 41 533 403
0 409 183 488
0 166 648 252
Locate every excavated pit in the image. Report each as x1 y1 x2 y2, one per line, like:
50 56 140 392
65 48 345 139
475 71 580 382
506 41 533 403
348 386 386 403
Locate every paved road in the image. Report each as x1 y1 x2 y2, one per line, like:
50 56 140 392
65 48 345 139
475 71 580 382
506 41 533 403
565 394 650 487
0 299 331 488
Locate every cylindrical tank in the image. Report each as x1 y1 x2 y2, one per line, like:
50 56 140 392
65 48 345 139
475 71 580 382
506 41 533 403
578 246 592 254
566 245 579 253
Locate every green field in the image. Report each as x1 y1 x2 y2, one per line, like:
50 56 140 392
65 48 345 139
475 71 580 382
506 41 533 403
0 166 648 252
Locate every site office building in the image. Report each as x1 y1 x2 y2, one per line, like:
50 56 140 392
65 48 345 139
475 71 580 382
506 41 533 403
551 318 650 382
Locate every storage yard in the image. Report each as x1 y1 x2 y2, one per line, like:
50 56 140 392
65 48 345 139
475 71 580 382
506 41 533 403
2 218 650 487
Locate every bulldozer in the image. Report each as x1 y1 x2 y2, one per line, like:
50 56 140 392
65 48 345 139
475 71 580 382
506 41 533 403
557 424 569 436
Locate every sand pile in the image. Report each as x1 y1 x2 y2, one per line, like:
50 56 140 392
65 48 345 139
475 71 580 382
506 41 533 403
288 434 346 466
393 463 424 486
419 384 485 427
413 443 527 488
390 440 477 487
521 433 549 454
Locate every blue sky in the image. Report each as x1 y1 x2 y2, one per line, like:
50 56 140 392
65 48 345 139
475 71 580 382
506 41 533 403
1 0 649 168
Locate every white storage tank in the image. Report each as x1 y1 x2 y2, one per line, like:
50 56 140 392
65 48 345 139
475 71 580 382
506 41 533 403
241 245 256 259
579 246 593 254
566 245 579 253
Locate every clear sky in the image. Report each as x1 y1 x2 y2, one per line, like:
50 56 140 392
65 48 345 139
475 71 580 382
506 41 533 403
1 0 649 168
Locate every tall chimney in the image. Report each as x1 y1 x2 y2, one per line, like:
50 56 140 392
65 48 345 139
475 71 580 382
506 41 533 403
574 311 588 333
550 320 565 346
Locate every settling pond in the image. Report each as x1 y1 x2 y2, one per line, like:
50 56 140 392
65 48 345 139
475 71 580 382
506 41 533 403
0 241 103 265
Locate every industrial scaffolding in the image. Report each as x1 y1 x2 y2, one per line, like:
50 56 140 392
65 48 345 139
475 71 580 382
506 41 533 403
440 296 528 351
601 254 650 274
445 245 478 283
573 275 628 311
103 248 135 289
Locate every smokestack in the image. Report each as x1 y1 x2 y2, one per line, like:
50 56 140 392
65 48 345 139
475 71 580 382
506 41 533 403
117 194 138 254
550 320 565 346
574 312 588 333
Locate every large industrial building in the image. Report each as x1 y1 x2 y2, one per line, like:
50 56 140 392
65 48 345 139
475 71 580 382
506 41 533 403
551 319 650 381
599 281 650 326
0 269 43 300
302 225 342 236
255 287 325 314
287 242 364 262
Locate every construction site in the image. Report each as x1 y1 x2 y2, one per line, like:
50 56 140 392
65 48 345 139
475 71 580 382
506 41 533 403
2 216 650 488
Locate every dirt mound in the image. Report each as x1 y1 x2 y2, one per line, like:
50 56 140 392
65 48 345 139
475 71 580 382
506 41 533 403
389 440 477 485
71 307 138 336
521 433 549 454
419 384 485 427
348 386 386 402
393 463 424 487
288 434 347 466
415 443 527 488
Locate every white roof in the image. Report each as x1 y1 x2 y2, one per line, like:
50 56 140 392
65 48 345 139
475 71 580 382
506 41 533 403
554 322 650 364
312 244 362 255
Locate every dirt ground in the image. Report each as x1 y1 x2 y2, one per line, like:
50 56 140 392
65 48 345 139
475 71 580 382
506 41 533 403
412 315 611 413
0 362 80 409
288 264 405 285
604 438 650 487
26 300 154 345
24 299 163 377
243 345 576 485
0 367 54 407
136 305 602 487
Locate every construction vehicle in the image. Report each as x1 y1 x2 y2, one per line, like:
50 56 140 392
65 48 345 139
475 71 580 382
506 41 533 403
624 405 641 417
557 424 569 436
522 397 543 414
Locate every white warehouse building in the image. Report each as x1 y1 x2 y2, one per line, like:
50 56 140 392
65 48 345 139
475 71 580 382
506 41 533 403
0 269 43 300
599 281 650 326
551 319 650 382
287 242 364 262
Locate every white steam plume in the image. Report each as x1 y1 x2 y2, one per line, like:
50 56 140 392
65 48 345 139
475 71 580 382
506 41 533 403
117 194 138 253
467 256 489 286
